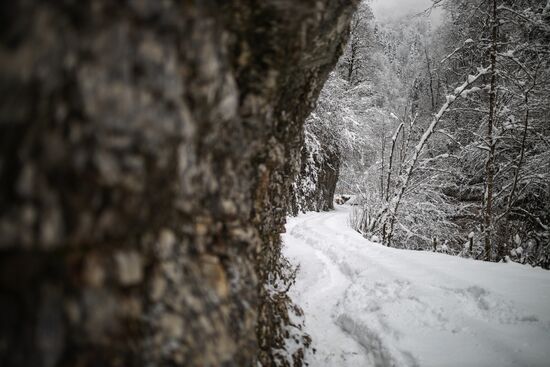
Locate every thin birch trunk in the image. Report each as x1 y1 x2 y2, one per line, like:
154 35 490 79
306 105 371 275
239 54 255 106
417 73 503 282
385 69 489 247
484 0 498 261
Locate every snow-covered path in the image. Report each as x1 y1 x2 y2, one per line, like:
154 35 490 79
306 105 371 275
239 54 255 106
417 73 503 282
283 206 550 367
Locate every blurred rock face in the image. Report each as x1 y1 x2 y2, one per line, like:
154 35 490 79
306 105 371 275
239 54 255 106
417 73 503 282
290 133 340 215
0 1 356 366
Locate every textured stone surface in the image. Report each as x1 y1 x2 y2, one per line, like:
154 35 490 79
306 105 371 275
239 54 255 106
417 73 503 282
0 1 356 366
290 127 340 215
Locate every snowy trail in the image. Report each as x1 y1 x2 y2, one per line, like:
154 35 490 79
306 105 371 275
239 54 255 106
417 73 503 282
283 206 550 367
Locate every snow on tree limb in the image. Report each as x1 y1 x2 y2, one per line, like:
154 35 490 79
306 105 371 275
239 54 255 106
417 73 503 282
384 67 489 246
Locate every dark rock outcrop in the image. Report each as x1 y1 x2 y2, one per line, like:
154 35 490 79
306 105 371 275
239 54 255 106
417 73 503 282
0 0 357 366
290 126 340 215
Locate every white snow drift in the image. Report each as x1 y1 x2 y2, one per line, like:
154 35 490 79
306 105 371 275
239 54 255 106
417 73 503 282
283 206 550 367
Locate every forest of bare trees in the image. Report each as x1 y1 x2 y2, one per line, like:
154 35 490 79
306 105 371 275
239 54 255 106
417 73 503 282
303 0 550 268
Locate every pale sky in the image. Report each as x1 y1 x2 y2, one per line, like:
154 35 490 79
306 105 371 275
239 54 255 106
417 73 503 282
370 0 442 24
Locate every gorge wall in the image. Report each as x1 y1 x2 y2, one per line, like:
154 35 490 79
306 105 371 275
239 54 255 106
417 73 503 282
290 124 340 215
0 0 357 366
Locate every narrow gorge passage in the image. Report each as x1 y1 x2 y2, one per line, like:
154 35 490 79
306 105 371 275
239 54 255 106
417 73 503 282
283 205 550 367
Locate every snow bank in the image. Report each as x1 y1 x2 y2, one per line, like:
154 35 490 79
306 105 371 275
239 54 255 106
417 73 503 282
283 206 550 366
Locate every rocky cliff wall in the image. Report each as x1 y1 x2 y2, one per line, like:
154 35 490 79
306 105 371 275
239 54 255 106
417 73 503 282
0 1 356 366
0 0 354 367
290 125 340 215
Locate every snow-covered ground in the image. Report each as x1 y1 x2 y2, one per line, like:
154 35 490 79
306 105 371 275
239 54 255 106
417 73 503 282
283 206 550 367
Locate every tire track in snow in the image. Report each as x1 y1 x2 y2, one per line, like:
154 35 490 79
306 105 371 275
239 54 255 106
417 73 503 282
284 206 550 367
291 213 422 366
284 214 370 366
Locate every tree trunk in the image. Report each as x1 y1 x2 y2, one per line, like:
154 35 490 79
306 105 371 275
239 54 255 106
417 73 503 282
385 122 404 203
484 0 498 261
